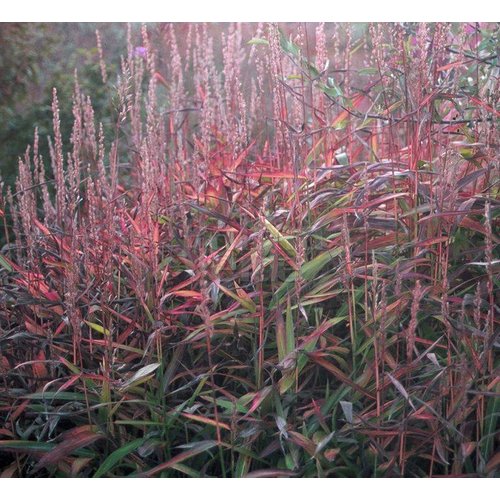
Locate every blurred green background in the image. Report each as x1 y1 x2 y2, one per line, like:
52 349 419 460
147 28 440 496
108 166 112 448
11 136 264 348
0 23 131 187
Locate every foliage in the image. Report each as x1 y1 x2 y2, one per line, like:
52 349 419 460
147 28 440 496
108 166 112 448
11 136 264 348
0 22 498 478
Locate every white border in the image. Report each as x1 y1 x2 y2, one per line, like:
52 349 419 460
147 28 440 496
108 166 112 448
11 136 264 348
0 478 498 497
1 0 499 22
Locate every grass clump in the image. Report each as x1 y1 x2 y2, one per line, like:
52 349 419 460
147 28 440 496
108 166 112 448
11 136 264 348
0 22 498 478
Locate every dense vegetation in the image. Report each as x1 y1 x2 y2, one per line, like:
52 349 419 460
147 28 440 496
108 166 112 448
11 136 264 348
0 22 498 477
